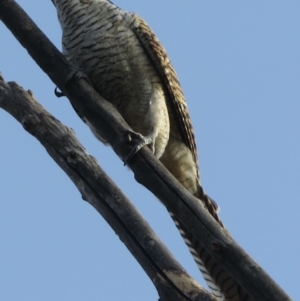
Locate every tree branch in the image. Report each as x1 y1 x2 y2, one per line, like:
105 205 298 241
0 0 291 300
0 73 216 301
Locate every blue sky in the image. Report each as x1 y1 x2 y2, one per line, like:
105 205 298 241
0 1 299 300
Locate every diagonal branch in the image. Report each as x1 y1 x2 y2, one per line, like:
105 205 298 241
0 73 216 301
0 0 291 300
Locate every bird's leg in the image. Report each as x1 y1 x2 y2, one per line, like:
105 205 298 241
66 68 92 85
122 130 155 165
54 67 93 98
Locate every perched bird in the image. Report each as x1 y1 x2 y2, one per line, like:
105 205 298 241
52 1 252 300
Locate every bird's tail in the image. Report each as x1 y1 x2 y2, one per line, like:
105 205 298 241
168 210 253 301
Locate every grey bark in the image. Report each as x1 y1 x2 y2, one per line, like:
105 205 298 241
0 74 216 301
0 0 292 301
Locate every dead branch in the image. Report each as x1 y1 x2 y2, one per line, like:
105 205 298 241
0 73 216 301
0 0 291 300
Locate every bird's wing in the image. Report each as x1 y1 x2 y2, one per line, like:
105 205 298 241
126 13 253 301
127 13 199 178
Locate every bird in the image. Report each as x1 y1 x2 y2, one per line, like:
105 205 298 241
52 1 252 300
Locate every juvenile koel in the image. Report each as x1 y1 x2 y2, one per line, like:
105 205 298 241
52 1 252 300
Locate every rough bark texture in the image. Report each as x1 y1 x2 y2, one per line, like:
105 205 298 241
0 1 292 301
0 74 216 301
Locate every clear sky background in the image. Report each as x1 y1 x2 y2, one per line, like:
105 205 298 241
0 1 299 300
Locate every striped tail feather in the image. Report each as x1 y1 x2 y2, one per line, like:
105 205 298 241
169 212 253 301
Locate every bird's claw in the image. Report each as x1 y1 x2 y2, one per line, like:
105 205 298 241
54 87 65 97
66 68 92 85
123 130 153 165
54 68 92 98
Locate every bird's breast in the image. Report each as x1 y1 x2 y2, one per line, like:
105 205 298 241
61 10 170 157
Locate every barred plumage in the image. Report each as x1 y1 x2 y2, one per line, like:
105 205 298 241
52 1 252 300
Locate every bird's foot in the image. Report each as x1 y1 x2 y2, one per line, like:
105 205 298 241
122 130 154 165
54 68 92 98
66 68 92 85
